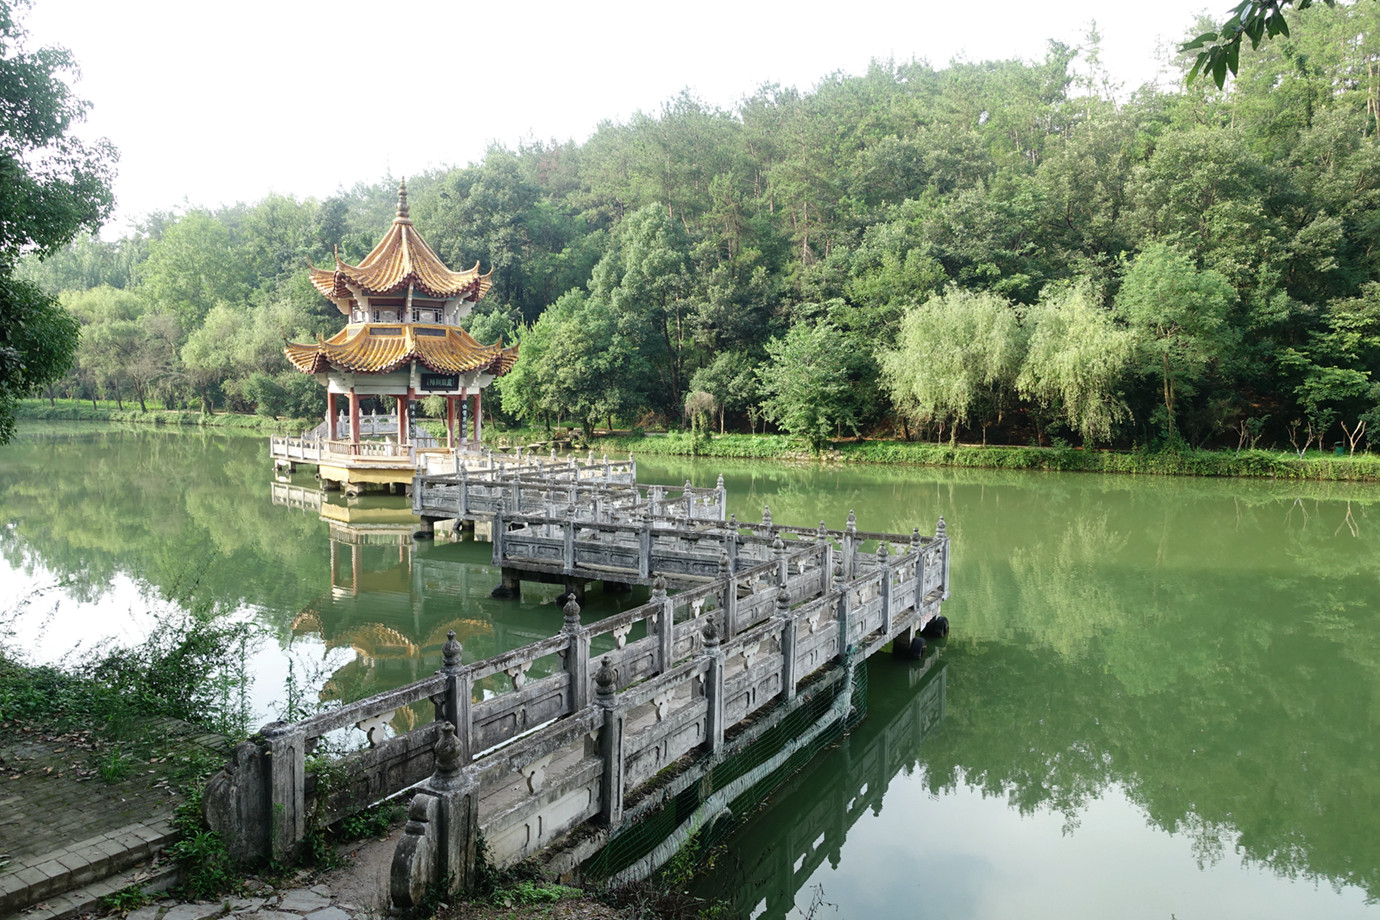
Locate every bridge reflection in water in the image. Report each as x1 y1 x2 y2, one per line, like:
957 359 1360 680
701 658 947 920
271 481 647 712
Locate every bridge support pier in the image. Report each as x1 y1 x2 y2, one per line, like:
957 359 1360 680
491 567 522 598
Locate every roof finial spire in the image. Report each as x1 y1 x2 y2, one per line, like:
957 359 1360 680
397 179 410 219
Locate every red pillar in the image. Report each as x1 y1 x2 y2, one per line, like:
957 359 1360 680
349 391 361 444
326 392 337 440
396 395 408 445
446 396 456 449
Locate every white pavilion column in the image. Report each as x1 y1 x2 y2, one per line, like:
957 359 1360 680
458 386 469 449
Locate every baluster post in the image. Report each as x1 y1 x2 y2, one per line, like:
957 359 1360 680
260 721 307 861
562 598 590 710
834 560 851 660
457 465 468 519
774 534 788 590
639 516 652 579
878 541 892 636
844 510 857 578
563 505 576 572
719 553 738 640
776 583 799 702
436 631 473 764
653 576 673 673
701 619 725 753
937 516 950 600
595 658 624 825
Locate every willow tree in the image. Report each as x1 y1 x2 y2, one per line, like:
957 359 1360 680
1017 281 1136 445
877 288 1026 445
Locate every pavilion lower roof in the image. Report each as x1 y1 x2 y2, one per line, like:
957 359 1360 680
284 324 517 377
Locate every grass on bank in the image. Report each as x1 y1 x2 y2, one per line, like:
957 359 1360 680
19 401 1379 481
594 431 1380 481
16 397 312 432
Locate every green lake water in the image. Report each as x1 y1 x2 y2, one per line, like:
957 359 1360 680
2 424 1377 918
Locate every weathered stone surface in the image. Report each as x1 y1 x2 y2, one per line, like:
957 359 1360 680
228 897 267 913
162 902 229 920
276 889 332 913
125 906 163 920
303 907 353 920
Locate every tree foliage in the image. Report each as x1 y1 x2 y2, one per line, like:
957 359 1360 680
878 288 1026 444
15 0 1380 452
1018 281 1135 445
0 0 116 441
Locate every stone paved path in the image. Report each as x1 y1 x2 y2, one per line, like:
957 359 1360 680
0 723 228 918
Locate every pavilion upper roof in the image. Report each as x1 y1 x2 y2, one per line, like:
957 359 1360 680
309 181 494 301
285 323 519 378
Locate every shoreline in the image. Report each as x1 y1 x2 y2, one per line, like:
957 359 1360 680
593 433 1380 482
17 404 1379 483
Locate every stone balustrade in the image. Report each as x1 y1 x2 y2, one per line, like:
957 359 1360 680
202 515 950 905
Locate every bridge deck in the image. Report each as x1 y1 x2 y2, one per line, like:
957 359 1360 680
208 463 951 909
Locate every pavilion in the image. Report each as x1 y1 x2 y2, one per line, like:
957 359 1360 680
276 181 518 491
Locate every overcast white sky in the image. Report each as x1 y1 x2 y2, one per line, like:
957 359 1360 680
24 0 1219 234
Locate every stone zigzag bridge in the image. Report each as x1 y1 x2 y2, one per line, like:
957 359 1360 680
208 452 951 911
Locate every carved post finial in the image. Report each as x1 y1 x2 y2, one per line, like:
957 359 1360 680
729 512 738 529
396 179 410 219
773 534 786 558
595 657 617 700
652 574 668 599
434 722 461 782
846 509 857 533
833 559 846 589
718 551 730 577
911 527 922 550
563 596 582 631
936 516 947 539
762 505 773 528
702 616 720 649
442 630 463 671
776 582 791 616
878 540 889 562
717 473 725 490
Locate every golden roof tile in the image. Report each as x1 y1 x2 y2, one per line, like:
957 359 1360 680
309 181 494 301
283 324 515 378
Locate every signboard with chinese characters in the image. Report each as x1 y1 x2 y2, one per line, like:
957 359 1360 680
420 373 459 392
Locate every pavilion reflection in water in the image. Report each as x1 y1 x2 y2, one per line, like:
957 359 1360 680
270 481 644 739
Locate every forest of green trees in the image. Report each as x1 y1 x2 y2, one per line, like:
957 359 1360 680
19 2 1380 453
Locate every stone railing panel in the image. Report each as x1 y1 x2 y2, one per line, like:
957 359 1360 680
470 670 575 755
315 721 446 825
623 696 710 790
